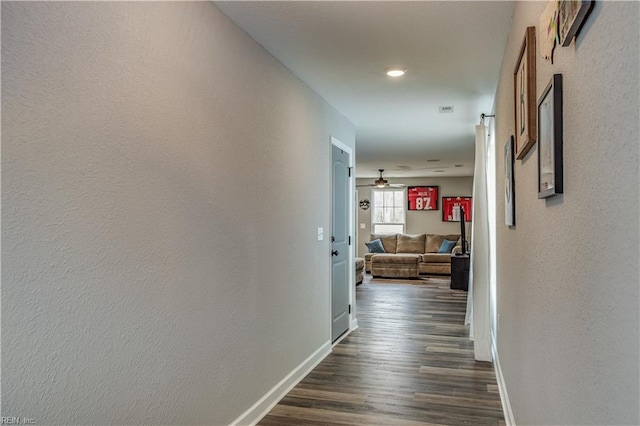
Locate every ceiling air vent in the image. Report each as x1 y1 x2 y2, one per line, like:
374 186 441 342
439 106 454 113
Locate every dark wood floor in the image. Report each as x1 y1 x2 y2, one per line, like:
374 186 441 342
259 275 505 426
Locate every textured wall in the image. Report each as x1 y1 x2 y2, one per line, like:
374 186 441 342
1 2 354 424
493 1 639 424
356 177 472 256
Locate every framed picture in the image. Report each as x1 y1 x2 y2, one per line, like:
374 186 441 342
408 186 439 211
442 196 472 222
558 0 595 47
513 26 537 160
505 136 516 226
538 74 563 199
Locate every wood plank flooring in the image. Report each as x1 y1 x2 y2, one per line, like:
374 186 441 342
259 275 505 426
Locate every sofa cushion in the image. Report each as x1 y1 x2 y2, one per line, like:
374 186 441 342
396 233 426 254
425 234 460 253
365 238 386 253
371 253 420 264
421 253 452 263
438 239 457 253
370 233 398 253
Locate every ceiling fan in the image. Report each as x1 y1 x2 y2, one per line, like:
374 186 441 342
356 169 406 188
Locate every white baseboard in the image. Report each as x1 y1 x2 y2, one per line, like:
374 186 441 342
229 341 332 426
492 334 515 426
332 322 358 348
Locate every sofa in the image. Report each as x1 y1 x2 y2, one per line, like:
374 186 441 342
355 257 365 285
364 233 461 278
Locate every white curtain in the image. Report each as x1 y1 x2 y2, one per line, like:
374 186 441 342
465 124 492 362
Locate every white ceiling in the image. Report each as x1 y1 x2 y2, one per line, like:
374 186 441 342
214 1 514 178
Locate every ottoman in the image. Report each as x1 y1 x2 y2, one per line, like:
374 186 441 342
355 257 365 285
371 254 420 279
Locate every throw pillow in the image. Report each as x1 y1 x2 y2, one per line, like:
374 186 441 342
437 239 457 253
365 238 386 253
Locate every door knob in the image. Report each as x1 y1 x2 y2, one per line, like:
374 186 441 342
331 250 339 256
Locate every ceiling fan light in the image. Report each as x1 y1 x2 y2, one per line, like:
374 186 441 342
385 67 407 77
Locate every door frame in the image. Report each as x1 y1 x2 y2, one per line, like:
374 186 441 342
330 136 357 343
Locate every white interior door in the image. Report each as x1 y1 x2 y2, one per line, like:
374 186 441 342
331 144 350 342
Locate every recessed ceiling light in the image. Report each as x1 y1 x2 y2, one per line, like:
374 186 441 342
385 67 407 77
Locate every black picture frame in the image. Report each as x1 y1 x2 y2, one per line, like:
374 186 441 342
505 135 516 226
537 74 563 199
558 0 595 47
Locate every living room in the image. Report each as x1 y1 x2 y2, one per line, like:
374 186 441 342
356 176 473 258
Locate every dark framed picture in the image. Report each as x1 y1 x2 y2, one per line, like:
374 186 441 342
538 74 563 199
408 186 439 211
558 0 595 47
505 136 515 226
513 26 537 160
442 196 472 222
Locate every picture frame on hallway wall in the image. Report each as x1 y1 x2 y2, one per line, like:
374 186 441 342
407 186 439 211
537 74 563 199
513 26 537 160
558 0 595 46
505 136 516 226
442 197 472 222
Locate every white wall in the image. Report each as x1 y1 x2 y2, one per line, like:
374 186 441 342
1 2 355 424
356 176 473 256
493 2 639 424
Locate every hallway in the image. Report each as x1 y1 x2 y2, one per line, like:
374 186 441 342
259 276 505 425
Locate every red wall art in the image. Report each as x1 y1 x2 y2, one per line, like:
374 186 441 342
442 196 472 222
407 186 439 211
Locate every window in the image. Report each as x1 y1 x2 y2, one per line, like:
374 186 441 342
371 189 405 234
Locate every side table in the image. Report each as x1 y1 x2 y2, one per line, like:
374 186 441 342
450 254 470 291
